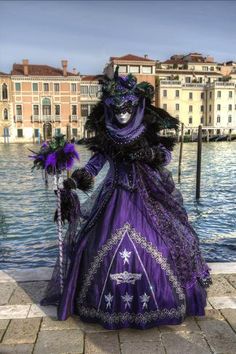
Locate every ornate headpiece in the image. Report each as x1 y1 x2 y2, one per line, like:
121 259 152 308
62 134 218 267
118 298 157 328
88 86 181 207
102 66 154 114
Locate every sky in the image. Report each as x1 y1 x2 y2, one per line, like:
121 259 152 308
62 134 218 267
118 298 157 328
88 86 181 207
1 0 236 75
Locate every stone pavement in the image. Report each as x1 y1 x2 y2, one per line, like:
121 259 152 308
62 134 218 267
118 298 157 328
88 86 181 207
0 263 236 354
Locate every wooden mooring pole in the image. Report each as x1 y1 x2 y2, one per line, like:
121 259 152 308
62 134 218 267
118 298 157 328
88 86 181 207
66 125 71 178
178 122 184 183
196 125 202 200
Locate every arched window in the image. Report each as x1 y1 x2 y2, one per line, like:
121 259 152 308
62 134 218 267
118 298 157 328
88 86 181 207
42 98 51 116
4 108 8 120
2 83 8 100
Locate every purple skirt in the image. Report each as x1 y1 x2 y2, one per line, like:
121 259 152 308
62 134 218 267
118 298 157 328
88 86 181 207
43 162 212 330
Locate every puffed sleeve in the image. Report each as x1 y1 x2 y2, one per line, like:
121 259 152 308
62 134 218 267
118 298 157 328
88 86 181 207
64 152 107 192
84 152 107 177
157 143 172 167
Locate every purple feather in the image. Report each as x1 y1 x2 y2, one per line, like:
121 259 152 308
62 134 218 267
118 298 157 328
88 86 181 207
63 143 80 160
45 152 57 170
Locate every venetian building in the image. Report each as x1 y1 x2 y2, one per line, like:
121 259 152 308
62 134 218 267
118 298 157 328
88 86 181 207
0 72 13 143
10 59 81 142
80 75 103 138
156 53 224 131
104 54 156 104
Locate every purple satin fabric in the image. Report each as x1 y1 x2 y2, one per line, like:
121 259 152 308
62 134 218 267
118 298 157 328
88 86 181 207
41 147 211 329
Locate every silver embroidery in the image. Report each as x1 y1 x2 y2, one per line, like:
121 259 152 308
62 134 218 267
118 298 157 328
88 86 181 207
110 271 142 285
78 223 185 304
122 292 133 309
119 249 132 264
140 293 150 309
77 304 186 325
104 292 113 309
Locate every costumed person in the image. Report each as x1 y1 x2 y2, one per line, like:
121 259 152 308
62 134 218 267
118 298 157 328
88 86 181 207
40 68 212 330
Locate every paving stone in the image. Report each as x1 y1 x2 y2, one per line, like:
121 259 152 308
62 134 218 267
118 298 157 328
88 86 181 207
34 329 84 354
209 262 236 274
207 275 236 297
0 283 17 305
41 315 81 331
0 329 5 341
196 316 236 337
9 281 48 305
0 343 34 353
85 332 120 354
120 341 165 354
220 308 236 332
195 308 224 321
0 319 10 330
202 331 236 353
161 331 212 354
195 312 236 353
27 303 57 318
74 317 113 333
205 300 213 309
0 267 53 282
0 319 10 341
0 305 30 319
208 296 236 309
225 274 236 289
159 316 199 333
2 318 41 344
119 327 160 342
0 272 17 284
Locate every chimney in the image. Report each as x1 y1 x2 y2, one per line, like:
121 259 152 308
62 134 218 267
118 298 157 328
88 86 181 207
61 60 68 76
22 59 29 76
144 54 148 59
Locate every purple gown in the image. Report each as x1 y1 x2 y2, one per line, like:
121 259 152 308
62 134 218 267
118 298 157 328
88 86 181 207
41 143 212 330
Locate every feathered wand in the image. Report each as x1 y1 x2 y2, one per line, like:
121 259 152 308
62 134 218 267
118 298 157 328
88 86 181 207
28 134 80 294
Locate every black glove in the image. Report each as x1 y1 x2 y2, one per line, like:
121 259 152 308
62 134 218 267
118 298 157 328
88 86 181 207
63 168 94 192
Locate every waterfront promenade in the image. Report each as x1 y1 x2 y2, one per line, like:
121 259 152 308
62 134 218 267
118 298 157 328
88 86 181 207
0 263 236 353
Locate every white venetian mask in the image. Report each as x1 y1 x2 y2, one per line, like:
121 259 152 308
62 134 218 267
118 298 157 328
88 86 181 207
115 112 132 125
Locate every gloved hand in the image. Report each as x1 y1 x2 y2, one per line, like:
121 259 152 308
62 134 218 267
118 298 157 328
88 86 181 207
63 168 94 192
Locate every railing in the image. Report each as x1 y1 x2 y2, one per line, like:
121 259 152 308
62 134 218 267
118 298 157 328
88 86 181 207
32 115 40 122
182 83 205 88
159 80 181 85
42 115 52 122
15 115 23 122
54 116 61 122
70 115 78 122
209 82 235 87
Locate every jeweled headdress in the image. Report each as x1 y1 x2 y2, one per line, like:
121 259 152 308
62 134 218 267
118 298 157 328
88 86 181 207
102 66 154 114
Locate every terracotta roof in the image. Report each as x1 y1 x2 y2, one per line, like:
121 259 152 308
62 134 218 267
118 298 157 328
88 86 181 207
0 71 9 76
110 54 154 62
11 64 76 76
163 56 215 65
81 75 104 82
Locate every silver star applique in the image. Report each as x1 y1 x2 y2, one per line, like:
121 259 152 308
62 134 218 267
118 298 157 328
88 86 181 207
104 292 113 309
121 292 133 309
119 249 132 265
140 293 150 309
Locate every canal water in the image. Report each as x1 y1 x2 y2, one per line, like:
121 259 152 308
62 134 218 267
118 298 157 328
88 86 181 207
0 142 235 269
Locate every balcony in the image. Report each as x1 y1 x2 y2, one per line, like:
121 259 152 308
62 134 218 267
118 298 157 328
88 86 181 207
182 83 205 88
42 115 53 122
70 115 78 122
209 82 235 88
15 115 23 122
54 115 61 122
32 115 40 122
159 80 181 85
